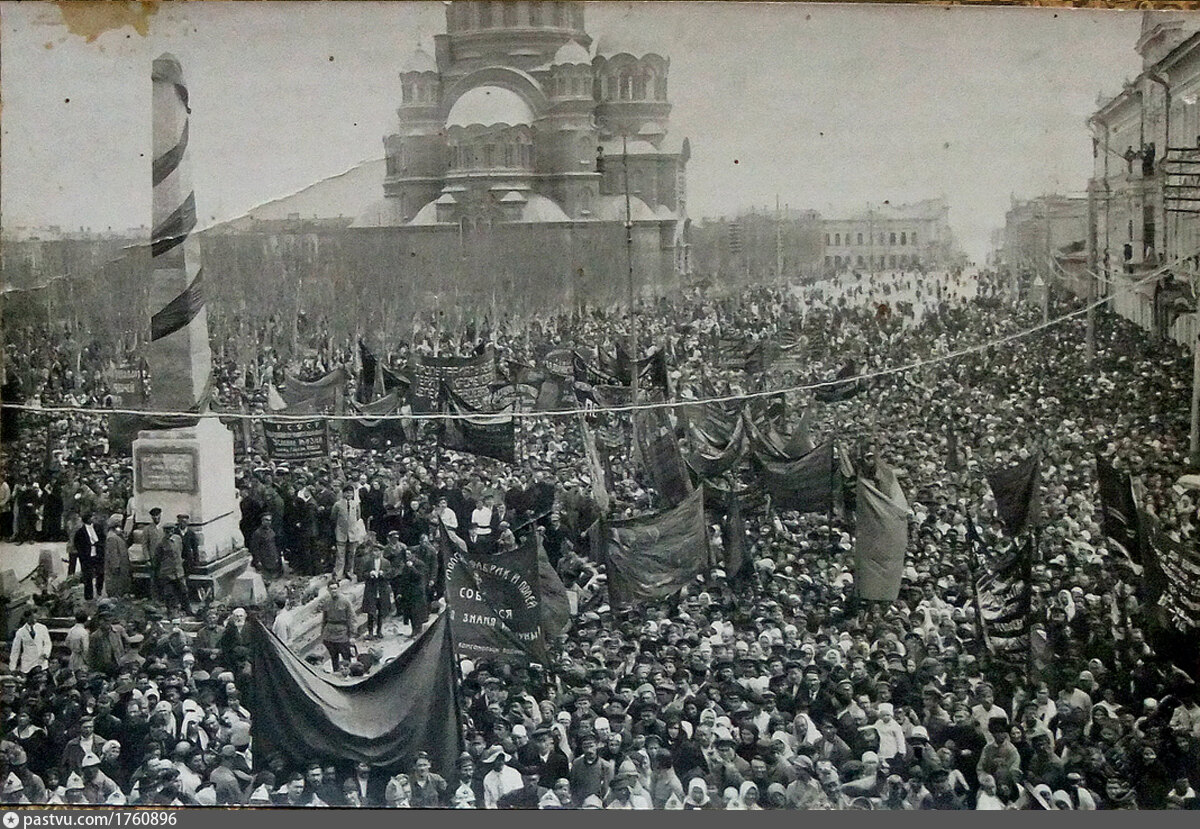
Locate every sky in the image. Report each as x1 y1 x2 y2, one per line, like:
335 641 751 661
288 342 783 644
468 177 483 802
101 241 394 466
1 1 1149 260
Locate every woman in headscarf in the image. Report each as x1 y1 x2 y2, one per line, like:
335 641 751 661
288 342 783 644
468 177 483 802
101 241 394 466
102 514 131 599
682 777 711 810
739 780 763 810
722 786 745 810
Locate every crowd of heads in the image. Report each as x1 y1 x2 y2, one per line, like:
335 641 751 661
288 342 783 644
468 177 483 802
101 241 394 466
2 266 1198 808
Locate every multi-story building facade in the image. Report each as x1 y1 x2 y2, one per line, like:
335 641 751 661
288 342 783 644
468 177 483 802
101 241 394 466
1087 11 1199 349
819 198 962 274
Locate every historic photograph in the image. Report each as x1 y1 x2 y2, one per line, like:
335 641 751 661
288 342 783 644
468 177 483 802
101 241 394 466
1 0 1198 811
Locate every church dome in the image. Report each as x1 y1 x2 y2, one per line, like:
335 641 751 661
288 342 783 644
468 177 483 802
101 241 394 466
593 31 665 60
553 40 591 66
446 86 535 128
399 46 437 75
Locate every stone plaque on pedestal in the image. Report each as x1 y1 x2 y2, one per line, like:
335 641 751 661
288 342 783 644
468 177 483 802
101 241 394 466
132 417 244 563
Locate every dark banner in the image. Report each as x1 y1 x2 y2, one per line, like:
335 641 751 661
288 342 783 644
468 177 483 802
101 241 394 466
855 465 909 602
987 454 1042 537
1095 453 1140 562
263 419 328 462
602 487 709 606
281 367 347 413
441 386 515 463
445 534 547 667
753 441 835 513
346 392 410 451
248 616 463 777
411 348 495 413
814 360 863 403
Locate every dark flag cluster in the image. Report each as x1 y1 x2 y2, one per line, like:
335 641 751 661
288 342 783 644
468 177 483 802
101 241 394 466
972 528 1033 661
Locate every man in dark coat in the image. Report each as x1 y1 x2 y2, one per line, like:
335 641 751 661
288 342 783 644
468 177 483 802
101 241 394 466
248 514 281 577
71 511 105 600
357 539 394 638
394 547 429 634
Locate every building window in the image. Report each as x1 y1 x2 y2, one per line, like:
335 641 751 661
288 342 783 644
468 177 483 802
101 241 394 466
824 233 830 245
529 2 541 26
620 74 633 101
889 232 896 245
879 233 886 245
552 2 564 27
857 232 863 245
900 232 907 245
857 255 864 267
910 231 916 244
502 2 517 26
483 144 495 167
834 233 841 246
825 256 832 267
633 72 647 100
889 255 896 268
504 145 514 167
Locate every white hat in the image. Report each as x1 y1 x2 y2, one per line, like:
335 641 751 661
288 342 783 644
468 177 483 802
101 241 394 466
80 752 101 768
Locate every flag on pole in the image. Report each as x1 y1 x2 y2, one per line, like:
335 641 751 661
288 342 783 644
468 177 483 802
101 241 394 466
854 462 909 601
600 488 709 606
1095 453 1140 563
986 454 1042 537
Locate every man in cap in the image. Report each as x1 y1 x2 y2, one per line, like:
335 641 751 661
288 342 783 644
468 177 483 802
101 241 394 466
155 521 188 613
519 726 570 783
174 513 200 570
497 763 549 809
70 510 105 600
208 745 246 805
6 745 46 804
79 751 120 804
320 579 356 673
481 745 522 808
569 732 613 804
409 751 447 808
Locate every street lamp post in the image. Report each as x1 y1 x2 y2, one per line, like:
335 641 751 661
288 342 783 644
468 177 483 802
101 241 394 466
623 134 638 410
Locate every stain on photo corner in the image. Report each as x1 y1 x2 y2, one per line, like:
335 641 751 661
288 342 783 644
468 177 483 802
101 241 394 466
55 0 158 44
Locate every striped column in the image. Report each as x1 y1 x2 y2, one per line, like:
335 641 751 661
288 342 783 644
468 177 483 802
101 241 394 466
149 53 212 413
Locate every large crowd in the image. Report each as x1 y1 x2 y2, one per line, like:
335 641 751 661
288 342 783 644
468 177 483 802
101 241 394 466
1 266 1198 809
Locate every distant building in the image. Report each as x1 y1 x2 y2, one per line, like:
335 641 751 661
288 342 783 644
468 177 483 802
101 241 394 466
999 195 1089 271
689 207 824 287
819 199 962 274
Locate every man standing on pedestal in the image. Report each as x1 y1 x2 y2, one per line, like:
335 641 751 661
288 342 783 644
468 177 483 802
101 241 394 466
175 514 199 571
157 527 188 614
321 580 356 673
142 508 165 600
332 484 361 583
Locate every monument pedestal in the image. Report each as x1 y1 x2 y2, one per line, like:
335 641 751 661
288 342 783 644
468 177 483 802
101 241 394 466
131 418 246 599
